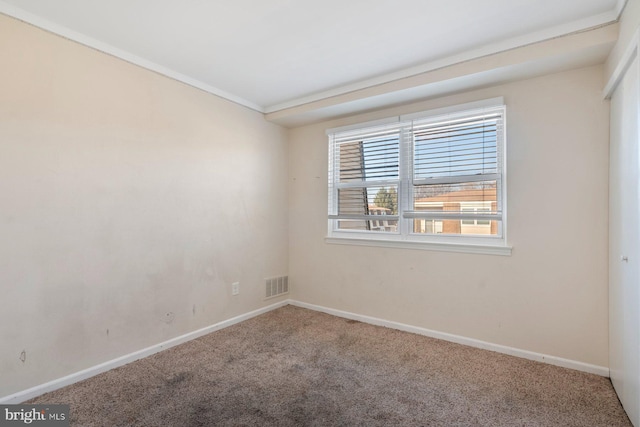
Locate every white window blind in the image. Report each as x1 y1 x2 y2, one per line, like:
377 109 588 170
406 108 503 225
328 122 401 232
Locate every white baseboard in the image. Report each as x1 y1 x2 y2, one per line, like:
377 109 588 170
289 300 610 377
0 300 289 404
1 297 609 403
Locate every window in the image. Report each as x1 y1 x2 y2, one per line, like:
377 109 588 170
327 98 510 255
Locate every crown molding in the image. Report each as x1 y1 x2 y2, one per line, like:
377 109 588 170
265 10 620 114
0 2 265 113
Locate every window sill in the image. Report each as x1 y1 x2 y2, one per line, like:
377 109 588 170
324 236 512 256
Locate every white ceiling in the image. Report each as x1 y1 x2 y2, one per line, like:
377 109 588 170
0 0 625 120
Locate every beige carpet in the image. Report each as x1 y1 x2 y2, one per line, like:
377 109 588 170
29 305 630 426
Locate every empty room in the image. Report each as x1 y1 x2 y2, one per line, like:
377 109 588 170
1 0 639 425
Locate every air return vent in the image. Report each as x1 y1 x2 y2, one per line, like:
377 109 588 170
265 276 289 299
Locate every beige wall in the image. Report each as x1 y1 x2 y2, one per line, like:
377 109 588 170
289 65 610 367
0 15 289 397
0 6 617 398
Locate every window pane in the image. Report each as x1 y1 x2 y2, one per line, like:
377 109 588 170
413 115 498 180
339 132 399 183
328 103 505 245
460 208 474 225
476 208 491 225
413 206 444 233
337 185 398 232
413 181 498 235
413 219 444 234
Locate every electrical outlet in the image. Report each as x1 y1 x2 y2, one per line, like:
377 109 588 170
232 282 240 295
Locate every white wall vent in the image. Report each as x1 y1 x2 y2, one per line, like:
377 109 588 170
265 276 289 299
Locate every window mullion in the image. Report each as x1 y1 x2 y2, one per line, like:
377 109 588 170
327 134 339 232
399 123 412 237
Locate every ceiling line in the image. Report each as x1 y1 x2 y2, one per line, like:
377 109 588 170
0 1 265 113
0 1 623 117
264 9 620 114
615 0 629 18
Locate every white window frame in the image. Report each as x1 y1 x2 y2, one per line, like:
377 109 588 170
326 98 511 256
